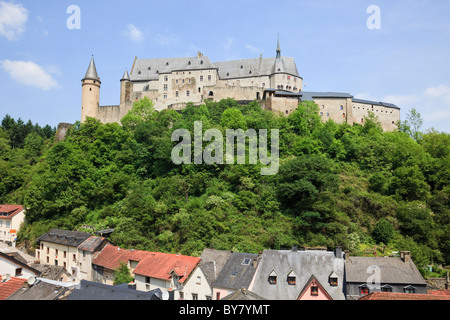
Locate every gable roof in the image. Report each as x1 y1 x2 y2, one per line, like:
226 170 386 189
0 252 41 276
0 276 27 300
92 243 148 271
345 256 426 285
213 252 259 290
36 229 91 248
199 248 232 285
297 274 333 300
222 288 267 300
0 204 24 219
250 249 346 300
6 280 69 300
78 236 107 252
133 252 201 284
67 280 161 300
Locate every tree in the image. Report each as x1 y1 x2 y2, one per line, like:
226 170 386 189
121 97 156 129
372 219 395 244
114 262 134 285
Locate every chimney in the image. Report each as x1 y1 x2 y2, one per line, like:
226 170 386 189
344 250 350 262
400 251 411 263
335 246 343 258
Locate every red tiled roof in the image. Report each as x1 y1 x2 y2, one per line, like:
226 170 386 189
0 276 27 300
0 205 24 220
92 243 148 271
92 243 201 283
359 292 450 300
428 289 450 296
133 252 201 283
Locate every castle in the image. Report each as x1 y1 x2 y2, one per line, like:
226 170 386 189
81 39 400 131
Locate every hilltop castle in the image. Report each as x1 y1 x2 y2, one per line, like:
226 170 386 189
81 39 400 131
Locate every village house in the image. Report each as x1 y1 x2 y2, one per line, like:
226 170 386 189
34 229 106 279
0 205 26 246
248 247 346 300
0 251 40 280
198 248 232 299
344 250 428 299
212 252 260 300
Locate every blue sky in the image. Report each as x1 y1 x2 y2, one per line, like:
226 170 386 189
0 0 449 133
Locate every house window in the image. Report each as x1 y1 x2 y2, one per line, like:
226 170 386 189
382 285 393 292
242 258 251 265
311 286 319 296
179 292 184 300
287 276 296 285
192 293 198 300
82 250 86 258
64 251 67 258
47 247 49 254
330 277 338 287
55 249 58 256
47 257 49 263
216 292 221 300
360 286 370 295
206 296 212 300
73 254 76 262
404 286 416 294
15 268 22 276
196 276 201 285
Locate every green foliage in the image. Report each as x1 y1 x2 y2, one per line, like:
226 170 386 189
114 262 134 285
3 98 448 268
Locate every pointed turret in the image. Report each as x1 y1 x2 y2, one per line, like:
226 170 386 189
83 56 100 82
276 34 281 59
121 69 130 81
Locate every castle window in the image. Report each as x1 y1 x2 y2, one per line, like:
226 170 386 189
164 76 168 81
176 91 179 97
198 87 201 93
327 113 330 117
163 94 167 99
200 76 203 81
186 90 190 97
208 75 211 81
340 105 344 110
164 84 168 91
343 113 346 118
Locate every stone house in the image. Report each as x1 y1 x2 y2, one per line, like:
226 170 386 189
344 250 427 300
248 247 346 300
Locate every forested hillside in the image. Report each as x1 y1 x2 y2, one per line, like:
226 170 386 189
1 98 449 276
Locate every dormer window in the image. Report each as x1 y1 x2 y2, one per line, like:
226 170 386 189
287 270 296 286
166 62 169 66
329 271 338 287
249 70 252 74
268 270 277 285
188 61 191 65
240 65 243 69
381 285 393 292
311 286 319 296
200 60 203 64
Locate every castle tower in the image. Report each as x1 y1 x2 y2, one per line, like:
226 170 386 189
276 34 281 59
120 69 132 104
81 56 101 123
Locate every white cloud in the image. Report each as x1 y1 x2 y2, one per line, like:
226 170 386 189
245 44 261 53
0 1 28 41
422 109 450 122
425 85 450 103
1 59 59 90
223 37 234 50
124 24 143 42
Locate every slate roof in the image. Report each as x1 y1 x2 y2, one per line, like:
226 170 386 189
345 256 426 285
78 236 106 252
222 288 266 300
36 229 91 247
0 276 27 300
6 280 69 300
199 248 232 286
300 91 353 100
83 56 100 81
130 55 300 82
250 250 346 300
66 280 162 300
352 98 400 110
0 204 24 219
131 55 217 81
30 264 70 281
213 252 259 291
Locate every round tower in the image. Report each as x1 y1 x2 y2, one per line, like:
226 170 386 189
81 56 101 123
120 69 132 104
